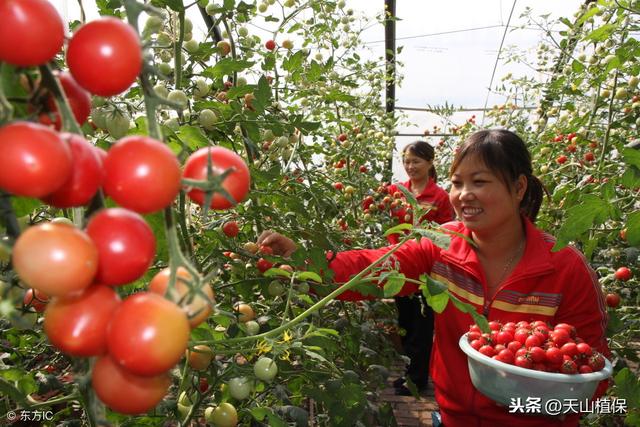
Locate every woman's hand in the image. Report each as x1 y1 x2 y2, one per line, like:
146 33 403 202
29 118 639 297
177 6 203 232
257 230 297 257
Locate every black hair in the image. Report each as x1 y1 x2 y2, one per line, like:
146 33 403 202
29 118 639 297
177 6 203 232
449 129 547 222
402 140 437 182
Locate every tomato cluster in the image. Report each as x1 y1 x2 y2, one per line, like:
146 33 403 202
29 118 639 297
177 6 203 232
466 321 607 374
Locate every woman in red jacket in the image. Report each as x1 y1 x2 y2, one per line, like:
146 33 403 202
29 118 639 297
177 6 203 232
258 129 609 426
386 141 454 395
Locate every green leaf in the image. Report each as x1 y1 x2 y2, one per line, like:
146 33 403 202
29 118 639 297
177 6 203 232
620 167 640 190
425 291 449 313
10 197 42 217
627 211 640 247
202 58 254 79
422 275 447 295
251 407 270 421
553 195 610 250
571 59 585 73
297 271 322 283
283 51 306 73
623 148 640 169
384 223 412 236
382 273 405 297
584 23 617 42
176 125 210 150
304 349 330 364
255 76 272 108
576 5 601 25
263 268 292 278
615 368 640 408
413 227 451 250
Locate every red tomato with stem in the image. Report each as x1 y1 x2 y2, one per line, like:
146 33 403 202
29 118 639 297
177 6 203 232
107 292 190 376
67 18 142 96
86 208 156 286
0 122 72 197
148 267 214 328
183 147 251 210
605 293 620 308
92 355 171 415
42 133 104 208
0 0 64 66
12 223 98 297
44 285 121 356
39 72 92 130
23 288 49 312
104 136 181 213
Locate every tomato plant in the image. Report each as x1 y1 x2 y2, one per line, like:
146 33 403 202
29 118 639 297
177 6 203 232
103 135 181 213
0 121 72 198
85 207 156 286
67 17 142 96
0 0 64 66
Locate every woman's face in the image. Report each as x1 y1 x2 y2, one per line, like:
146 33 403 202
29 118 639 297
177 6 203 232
402 150 432 182
449 153 525 234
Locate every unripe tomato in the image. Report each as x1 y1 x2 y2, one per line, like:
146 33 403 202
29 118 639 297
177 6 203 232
183 147 251 210
217 40 231 56
253 357 278 382
186 345 214 371
44 285 121 356
104 135 181 213
86 208 156 286
0 122 72 198
12 223 98 297
148 266 215 328
245 320 260 335
228 377 252 400
206 402 238 427
107 292 190 376
234 303 255 323
0 0 64 66
92 355 171 415
614 266 632 281
42 133 104 208
267 280 285 297
67 18 142 96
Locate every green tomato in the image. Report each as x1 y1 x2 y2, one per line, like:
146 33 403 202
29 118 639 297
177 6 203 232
199 109 219 130
154 84 169 99
258 3 268 13
206 403 238 427
156 32 172 47
182 18 193 34
144 16 164 34
267 280 285 297
245 320 260 336
228 377 252 400
157 62 173 77
236 76 247 86
194 78 210 98
205 2 217 15
184 39 199 53
164 117 179 131
106 110 130 139
168 90 188 110
253 357 277 382
238 27 249 37
178 403 192 418
91 107 108 130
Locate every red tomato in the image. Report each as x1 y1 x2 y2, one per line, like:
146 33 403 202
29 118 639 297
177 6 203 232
614 266 632 281
43 285 121 356
67 18 142 96
545 347 563 366
605 293 620 308
256 258 273 273
92 355 171 415
148 267 215 328
23 288 49 312
12 223 98 297
39 72 92 130
103 136 181 213
0 0 64 66
0 122 72 197
107 292 190 376
183 147 251 210
265 40 276 50
514 355 533 369
222 221 240 237
86 208 156 286
42 133 104 208
556 155 568 164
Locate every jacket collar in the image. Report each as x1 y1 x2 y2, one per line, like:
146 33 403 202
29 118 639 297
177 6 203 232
440 217 555 277
401 178 437 198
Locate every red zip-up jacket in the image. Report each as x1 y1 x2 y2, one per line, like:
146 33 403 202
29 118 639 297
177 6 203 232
329 218 609 427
